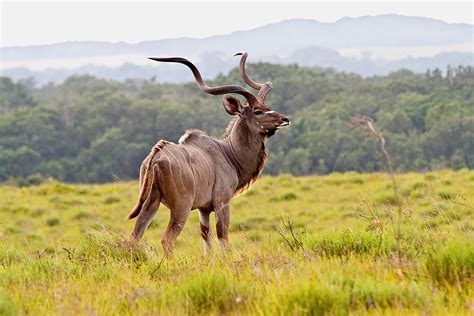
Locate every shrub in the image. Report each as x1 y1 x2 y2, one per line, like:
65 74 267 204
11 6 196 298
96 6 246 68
72 211 92 220
274 278 430 314
270 191 298 202
0 206 28 215
31 208 46 218
300 184 312 191
230 221 250 232
50 183 74 194
5 226 20 234
425 240 474 288
411 181 427 190
349 177 364 184
344 278 430 310
420 220 439 230
104 196 120 204
280 192 298 201
437 191 454 200
76 188 89 195
230 217 267 232
424 174 436 181
176 272 244 314
276 282 348 315
77 227 150 263
276 174 294 187
306 230 394 258
374 191 397 205
0 243 21 266
0 288 18 316
247 231 262 242
46 217 61 227
5 173 48 187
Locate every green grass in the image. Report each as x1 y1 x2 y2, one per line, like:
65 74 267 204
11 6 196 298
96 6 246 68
0 170 473 315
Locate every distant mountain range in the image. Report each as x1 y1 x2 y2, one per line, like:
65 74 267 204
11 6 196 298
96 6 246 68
1 14 473 84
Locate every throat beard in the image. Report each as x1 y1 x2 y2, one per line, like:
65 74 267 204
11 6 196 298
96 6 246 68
234 141 267 195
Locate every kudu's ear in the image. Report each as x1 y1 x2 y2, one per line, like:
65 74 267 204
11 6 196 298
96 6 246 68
222 95 243 116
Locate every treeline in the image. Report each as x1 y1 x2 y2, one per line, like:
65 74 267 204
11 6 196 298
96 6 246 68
0 64 473 183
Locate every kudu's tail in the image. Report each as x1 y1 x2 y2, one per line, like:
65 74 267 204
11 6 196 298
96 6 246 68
127 164 159 220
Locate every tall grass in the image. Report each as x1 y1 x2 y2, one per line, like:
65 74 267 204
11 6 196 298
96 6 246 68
425 239 474 290
0 171 472 314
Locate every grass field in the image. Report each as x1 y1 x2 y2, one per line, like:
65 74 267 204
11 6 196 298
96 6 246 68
1 170 473 315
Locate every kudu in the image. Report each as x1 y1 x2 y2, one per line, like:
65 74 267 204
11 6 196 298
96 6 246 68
128 53 290 255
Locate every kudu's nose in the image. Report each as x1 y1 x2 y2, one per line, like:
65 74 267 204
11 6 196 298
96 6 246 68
280 116 290 127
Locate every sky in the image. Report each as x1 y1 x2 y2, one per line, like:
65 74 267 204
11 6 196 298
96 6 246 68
1 0 473 47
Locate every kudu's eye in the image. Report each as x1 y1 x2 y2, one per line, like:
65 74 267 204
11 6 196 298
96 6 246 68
254 110 264 115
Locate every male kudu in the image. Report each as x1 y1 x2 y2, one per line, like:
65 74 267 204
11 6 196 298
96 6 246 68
128 53 290 255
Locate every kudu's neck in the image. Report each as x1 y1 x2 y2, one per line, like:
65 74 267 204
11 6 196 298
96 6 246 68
223 118 267 193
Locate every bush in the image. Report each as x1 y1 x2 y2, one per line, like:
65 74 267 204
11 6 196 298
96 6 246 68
306 230 394 258
274 278 430 314
104 196 120 204
72 211 93 220
280 192 298 201
77 227 150 263
425 240 474 288
46 217 60 227
5 173 48 187
270 192 298 202
0 243 21 266
349 177 364 184
276 282 348 315
176 272 244 314
0 288 18 316
411 181 427 190
374 191 397 205
5 226 20 234
344 278 430 310
424 174 437 181
437 191 454 200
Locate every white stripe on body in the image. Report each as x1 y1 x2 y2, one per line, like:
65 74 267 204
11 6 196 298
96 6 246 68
161 146 184 188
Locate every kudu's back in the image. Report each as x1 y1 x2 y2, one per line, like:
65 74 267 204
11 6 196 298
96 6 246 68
128 132 226 220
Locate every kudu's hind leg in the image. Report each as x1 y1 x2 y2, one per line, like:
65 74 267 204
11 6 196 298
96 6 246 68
161 208 190 256
130 189 161 240
198 209 212 254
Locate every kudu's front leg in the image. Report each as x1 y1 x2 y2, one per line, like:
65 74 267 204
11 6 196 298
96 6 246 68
198 209 212 254
215 204 230 251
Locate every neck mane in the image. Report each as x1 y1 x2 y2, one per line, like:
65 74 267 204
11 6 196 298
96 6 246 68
222 117 267 195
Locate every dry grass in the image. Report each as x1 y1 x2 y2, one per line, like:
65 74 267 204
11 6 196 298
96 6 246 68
0 170 473 315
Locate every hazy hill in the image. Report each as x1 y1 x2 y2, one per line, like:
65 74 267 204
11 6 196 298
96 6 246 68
1 14 472 84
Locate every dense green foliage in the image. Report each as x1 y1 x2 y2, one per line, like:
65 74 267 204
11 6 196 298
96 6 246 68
1 171 473 314
1 65 473 182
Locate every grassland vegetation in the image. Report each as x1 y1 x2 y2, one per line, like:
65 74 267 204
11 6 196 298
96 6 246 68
0 170 472 314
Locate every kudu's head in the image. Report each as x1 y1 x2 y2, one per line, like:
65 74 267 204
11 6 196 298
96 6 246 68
149 53 290 137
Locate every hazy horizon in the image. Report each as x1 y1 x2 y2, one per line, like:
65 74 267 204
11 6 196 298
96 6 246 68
1 1 473 47
1 2 472 84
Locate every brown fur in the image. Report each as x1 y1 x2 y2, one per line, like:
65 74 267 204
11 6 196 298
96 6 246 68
127 140 170 220
234 142 267 195
129 55 289 255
